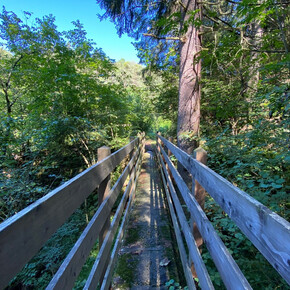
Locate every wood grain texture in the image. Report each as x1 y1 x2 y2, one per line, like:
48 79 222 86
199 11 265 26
98 146 111 248
156 151 197 290
158 143 252 289
158 135 290 284
157 149 213 290
100 153 142 290
0 138 139 289
84 152 142 289
47 145 141 289
191 147 207 277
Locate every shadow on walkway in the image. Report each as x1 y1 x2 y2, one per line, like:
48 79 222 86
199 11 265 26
112 145 182 289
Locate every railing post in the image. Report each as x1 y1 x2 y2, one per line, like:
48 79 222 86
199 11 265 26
191 147 207 277
98 146 111 248
140 132 145 155
129 136 135 159
156 132 160 153
167 137 173 180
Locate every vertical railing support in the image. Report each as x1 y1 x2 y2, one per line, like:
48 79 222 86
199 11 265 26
167 137 173 180
191 147 207 277
156 132 160 154
98 146 111 248
129 136 135 159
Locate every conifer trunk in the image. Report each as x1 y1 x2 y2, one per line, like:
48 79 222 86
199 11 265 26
177 0 202 154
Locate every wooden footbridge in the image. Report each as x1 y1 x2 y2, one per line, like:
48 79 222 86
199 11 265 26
0 134 289 289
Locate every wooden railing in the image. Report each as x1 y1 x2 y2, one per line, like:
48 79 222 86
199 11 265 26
0 135 145 289
156 134 290 290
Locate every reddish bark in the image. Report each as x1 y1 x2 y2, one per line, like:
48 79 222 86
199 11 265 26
177 0 202 154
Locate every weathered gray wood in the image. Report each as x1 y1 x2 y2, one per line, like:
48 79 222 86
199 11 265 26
97 146 112 282
191 147 207 277
157 149 213 290
0 138 139 289
158 143 252 289
84 152 142 289
157 152 197 290
100 154 142 290
47 145 141 289
158 135 290 284
98 146 111 248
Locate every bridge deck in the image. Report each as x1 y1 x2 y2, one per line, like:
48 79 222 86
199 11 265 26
112 145 182 289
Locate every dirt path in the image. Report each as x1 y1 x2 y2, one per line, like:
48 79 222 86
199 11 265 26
112 143 181 289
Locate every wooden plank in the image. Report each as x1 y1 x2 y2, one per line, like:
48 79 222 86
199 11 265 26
157 150 213 290
84 152 142 289
156 152 197 290
47 146 141 289
191 147 207 277
158 143 252 289
100 152 142 290
98 146 111 248
158 135 290 284
0 138 139 289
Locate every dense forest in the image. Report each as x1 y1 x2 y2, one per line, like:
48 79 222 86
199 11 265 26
0 0 289 288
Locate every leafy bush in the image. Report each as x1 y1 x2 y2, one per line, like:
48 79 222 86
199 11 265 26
202 118 289 288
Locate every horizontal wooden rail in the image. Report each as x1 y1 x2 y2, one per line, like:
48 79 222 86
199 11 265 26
100 142 145 290
85 147 143 289
0 136 143 289
157 153 198 290
157 142 251 289
47 143 143 289
157 135 290 287
100 158 141 290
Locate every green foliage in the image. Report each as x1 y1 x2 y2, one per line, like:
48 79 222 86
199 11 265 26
165 278 188 289
0 7 156 288
204 106 289 216
1 0 289 287
204 195 289 289
9 209 88 289
202 113 289 287
115 253 138 288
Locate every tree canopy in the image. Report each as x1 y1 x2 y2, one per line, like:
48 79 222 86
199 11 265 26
0 1 289 288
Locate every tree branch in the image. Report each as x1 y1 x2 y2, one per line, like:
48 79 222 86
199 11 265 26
143 33 184 42
197 1 220 5
7 55 24 87
177 0 187 10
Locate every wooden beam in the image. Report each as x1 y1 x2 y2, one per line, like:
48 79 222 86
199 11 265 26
84 152 142 289
98 146 111 248
191 147 207 277
156 151 197 290
158 135 290 284
0 138 139 289
158 143 252 289
100 150 142 290
157 148 213 290
47 146 141 289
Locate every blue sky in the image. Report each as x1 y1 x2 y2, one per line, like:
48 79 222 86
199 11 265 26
1 0 139 63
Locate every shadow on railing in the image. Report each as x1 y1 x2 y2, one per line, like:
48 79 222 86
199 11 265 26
0 133 145 289
156 134 290 289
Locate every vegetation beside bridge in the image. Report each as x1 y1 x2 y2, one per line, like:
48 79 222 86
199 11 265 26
0 1 289 288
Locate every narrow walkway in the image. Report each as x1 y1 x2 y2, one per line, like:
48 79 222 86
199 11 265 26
112 144 181 289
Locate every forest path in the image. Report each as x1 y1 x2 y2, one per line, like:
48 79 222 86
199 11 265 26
112 141 181 289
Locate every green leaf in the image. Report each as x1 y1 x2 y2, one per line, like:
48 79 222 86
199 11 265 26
271 183 283 189
259 183 270 188
276 178 285 184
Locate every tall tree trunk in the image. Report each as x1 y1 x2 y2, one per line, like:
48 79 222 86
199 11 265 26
177 0 202 154
248 21 263 91
246 20 263 127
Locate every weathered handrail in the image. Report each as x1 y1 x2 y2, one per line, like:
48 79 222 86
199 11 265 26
0 134 145 289
156 134 290 289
